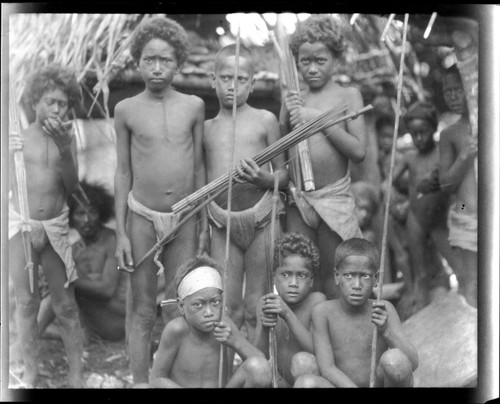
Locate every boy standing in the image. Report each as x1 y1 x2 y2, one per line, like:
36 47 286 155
296 238 418 387
253 232 326 387
150 256 271 388
9 64 84 387
394 101 459 311
439 64 477 308
114 16 208 384
203 44 288 337
282 14 366 299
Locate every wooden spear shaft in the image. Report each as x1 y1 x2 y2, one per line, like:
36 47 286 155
268 173 280 388
219 25 241 388
369 13 409 388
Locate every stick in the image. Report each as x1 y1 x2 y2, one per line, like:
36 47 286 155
268 173 280 388
369 13 409 388
9 75 34 293
423 12 438 39
219 24 241 388
380 14 396 42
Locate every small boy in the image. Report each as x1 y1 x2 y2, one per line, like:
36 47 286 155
113 16 209 384
296 238 418 387
8 64 84 387
438 64 477 307
393 101 459 310
281 14 366 300
252 232 326 387
150 256 271 388
203 44 288 337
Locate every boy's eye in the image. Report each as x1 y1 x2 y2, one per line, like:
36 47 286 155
300 58 310 65
211 299 221 306
316 58 326 64
362 274 372 280
238 76 249 84
343 273 352 279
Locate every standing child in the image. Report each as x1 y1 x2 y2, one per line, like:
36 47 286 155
150 256 271 388
203 44 288 338
253 232 326 387
8 64 84 387
281 14 366 299
438 64 478 307
393 101 459 311
113 16 209 384
295 238 418 387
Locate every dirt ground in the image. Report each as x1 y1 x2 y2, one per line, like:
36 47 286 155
8 313 165 390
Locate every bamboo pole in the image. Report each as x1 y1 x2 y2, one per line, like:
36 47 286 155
9 74 34 294
369 13 409 388
268 173 280 388
219 25 241 388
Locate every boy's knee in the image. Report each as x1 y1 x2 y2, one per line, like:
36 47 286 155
291 352 319 381
379 349 413 385
53 300 79 319
15 297 40 317
294 374 321 388
242 356 271 387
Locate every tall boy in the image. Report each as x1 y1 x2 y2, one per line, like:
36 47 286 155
8 64 84 387
296 238 418 387
253 232 326 387
438 64 477 307
113 16 209 384
150 256 271 388
203 44 288 338
281 14 366 299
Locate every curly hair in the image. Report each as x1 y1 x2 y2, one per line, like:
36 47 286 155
273 232 320 275
68 181 114 227
289 14 347 60
334 238 379 272
174 255 223 297
403 101 438 130
130 16 189 66
23 64 82 109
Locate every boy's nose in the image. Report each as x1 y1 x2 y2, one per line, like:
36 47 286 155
289 275 299 286
354 277 361 288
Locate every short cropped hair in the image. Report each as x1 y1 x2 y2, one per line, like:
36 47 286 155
174 255 223 297
213 43 255 74
334 238 380 272
23 64 82 109
273 232 320 276
130 16 189 65
351 181 380 213
403 101 438 130
443 64 462 82
68 181 114 227
289 14 347 60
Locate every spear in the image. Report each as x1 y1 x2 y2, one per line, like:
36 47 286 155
369 13 409 388
9 74 35 293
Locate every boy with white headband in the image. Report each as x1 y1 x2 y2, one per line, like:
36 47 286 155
150 256 271 388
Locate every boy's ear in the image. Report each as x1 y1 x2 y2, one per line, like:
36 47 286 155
334 268 340 285
210 72 216 89
249 74 256 93
177 299 185 316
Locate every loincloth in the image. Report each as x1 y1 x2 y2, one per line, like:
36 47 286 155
287 173 362 240
127 192 181 275
208 189 284 251
9 203 78 288
447 202 477 253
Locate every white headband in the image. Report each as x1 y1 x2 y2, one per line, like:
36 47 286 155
177 266 223 300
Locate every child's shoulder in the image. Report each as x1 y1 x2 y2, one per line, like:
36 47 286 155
162 315 189 338
307 291 327 306
175 91 204 107
312 298 338 315
114 93 142 112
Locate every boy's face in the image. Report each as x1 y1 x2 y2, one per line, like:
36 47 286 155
442 73 467 116
139 38 180 92
353 194 374 230
72 204 100 241
377 124 394 153
179 287 222 333
297 41 337 90
34 87 69 123
274 254 314 305
407 118 435 153
212 55 255 109
335 255 377 307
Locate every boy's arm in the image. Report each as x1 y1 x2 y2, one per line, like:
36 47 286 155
439 127 477 193
312 304 358 387
113 101 134 269
392 153 409 191
215 316 266 361
192 97 210 255
372 300 418 370
74 234 120 300
150 322 183 388
44 118 79 197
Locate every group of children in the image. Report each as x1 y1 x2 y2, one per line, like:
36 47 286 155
8 13 477 389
